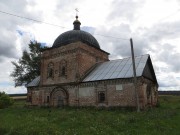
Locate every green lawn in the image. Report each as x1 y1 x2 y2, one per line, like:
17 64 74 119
0 96 180 135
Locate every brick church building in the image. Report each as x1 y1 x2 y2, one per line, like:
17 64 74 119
27 16 158 109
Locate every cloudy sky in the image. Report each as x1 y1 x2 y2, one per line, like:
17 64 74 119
0 0 180 94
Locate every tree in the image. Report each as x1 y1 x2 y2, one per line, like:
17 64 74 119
11 40 47 86
0 91 14 109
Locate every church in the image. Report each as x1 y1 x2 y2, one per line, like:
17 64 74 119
27 16 158 109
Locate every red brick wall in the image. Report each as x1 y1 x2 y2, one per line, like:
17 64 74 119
28 79 158 109
40 42 109 86
107 83 136 107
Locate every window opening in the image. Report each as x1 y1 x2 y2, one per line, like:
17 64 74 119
62 66 66 76
59 60 67 77
98 92 105 103
47 63 54 78
28 96 32 102
47 96 50 103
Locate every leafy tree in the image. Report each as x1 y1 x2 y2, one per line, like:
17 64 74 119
11 40 47 86
0 91 14 109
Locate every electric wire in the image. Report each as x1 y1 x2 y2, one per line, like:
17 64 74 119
158 8 180 22
0 10 129 41
94 33 129 40
0 10 66 28
0 8 180 41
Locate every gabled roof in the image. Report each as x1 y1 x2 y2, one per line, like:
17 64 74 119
83 54 158 84
27 76 40 87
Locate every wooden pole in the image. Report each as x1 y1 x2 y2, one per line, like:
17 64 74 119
130 38 140 112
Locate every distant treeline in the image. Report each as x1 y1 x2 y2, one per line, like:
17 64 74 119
8 94 27 97
158 91 180 96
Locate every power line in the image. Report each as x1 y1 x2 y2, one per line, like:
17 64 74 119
158 9 180 22
0 10 129 41
0 10 66 28
94 33 129 40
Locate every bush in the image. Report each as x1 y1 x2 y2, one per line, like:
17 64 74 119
0 92 14 109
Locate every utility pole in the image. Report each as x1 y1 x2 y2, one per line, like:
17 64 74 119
130 38 140 112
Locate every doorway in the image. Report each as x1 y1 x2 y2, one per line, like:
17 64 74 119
50 87 68 107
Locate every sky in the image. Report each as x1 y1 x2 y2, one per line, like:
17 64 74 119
0 0 180 94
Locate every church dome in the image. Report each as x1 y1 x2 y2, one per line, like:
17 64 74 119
52 16 100 49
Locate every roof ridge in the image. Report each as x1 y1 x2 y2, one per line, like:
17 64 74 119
104 54 149 63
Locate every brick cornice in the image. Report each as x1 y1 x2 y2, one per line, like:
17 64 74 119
42 45 108 60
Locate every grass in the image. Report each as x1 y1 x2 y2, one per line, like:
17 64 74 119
0 96 180 135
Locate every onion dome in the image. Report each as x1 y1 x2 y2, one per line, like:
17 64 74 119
52 16 100 49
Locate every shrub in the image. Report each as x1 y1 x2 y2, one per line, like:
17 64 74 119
0 92 14 109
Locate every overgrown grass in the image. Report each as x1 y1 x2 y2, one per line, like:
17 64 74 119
0 96 180 135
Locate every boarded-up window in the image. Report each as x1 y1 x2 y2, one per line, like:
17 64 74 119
79 87 94 97
116 84 123 91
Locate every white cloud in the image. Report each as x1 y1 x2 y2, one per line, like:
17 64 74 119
0 86 26 94
0 59 26 93
0 0 180 93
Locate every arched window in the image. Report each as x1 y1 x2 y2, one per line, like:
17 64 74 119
47 62 54 78
62 66 66 76
98 91 105 103
59 60 67 77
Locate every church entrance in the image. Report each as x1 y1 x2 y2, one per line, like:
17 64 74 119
50 87 68 107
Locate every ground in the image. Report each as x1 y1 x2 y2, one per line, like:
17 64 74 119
0 96 180 135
